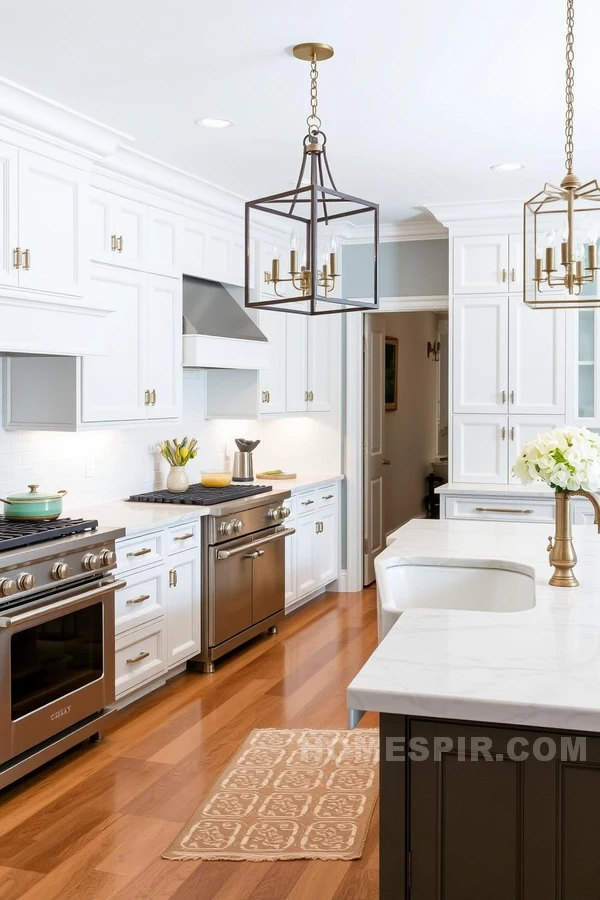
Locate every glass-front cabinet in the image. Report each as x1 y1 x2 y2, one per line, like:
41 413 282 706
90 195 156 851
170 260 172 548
569 308 600 426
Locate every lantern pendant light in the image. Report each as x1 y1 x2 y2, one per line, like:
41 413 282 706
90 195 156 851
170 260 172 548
524 0 600 309
244 43 379 315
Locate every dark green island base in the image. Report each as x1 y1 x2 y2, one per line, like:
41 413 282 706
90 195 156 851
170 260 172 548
380 713 600 900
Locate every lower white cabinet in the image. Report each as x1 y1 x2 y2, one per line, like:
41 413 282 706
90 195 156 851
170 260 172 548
114 516 201 702
285 484 340 610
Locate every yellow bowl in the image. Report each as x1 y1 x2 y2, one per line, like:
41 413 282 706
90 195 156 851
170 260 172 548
201 472 232 488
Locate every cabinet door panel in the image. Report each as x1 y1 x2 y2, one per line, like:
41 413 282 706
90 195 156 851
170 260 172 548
509 297 565 414
167 550 200 667
114 197 146 270
453 235 509 293
81 268 147 422
452 416 508 484
453 296 508 413
508 233 523 291
315 506 338 586
296 515 316 597
286 314 308 412
18 150 87 297
89 189 114 264
178 217 206 276
0 142 19 288
259 310 286 415
307 315 331 412
146 275 181 419
147 208 178 276
508 415 565 481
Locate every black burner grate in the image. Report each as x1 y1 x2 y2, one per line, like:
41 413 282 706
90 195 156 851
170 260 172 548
128 484 273 505
0 518 99 552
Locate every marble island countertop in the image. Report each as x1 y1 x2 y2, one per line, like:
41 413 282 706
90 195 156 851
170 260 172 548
348 517 600 733
436 481 556 497
68 474 343 536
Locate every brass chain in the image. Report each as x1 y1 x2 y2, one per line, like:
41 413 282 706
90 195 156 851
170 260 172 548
565 0 575 172
306 56 321 134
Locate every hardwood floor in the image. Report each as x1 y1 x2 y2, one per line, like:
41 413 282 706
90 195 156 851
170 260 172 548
0 588 379 900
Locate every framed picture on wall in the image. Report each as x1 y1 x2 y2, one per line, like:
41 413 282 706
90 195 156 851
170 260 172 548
385 336 398 411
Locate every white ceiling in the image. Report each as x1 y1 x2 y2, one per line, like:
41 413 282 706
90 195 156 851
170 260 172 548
1 0 599 223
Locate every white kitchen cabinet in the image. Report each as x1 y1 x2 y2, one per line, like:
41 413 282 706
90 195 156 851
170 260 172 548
285 484 340 611
453 235 520 294
90 188 146 270
452 415 509 484
509 415 566 481
285 526 298 608
453 295 508 414
259 309 287 415
166 546 201 668
286 314 309 412
567 308 600 427
314 504 338 585
0 141 19 288
296 515 317 597
148 208 178 277
4 265 182 430
508 297 565 415
307 317 331 412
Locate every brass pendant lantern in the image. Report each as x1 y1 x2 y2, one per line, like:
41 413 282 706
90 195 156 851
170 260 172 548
525 0 600 309
244 43 379 315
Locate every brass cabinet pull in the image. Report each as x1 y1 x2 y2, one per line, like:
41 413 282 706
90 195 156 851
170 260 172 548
22 249 31 270
144 389 151 406
174 532 194 541
127 548 152 558
322 494 334 500
308 391 314 402
151 389 157 405
511 267 516 282
117 235 124 253
169 568 178 587
126 594 150 605
501 426 506 440
501 390 506 404
476 507 534 514
262 391 267 403
304 391 309 402
13 247 22 269
510 390 515 404
502 268 507 282
301 499 314 506
511 426 516 441
126 650 150 664
111 234 118 252
315 521 324 534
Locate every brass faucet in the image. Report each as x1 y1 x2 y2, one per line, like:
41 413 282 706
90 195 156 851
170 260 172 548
547 489 600 587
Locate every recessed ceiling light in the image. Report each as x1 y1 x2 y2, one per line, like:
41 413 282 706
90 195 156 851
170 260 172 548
195 117 234 129
491 162 526 171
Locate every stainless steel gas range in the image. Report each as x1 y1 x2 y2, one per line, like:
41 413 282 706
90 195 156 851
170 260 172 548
0 518 125 790
128 483 295 672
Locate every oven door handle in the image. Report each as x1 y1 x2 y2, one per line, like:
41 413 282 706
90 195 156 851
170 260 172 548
0 579 127 629
216 527 296 560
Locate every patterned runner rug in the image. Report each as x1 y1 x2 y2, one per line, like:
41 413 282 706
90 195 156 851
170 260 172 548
164 728 379 861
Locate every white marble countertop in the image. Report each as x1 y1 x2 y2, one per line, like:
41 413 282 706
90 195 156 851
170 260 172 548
68 474 343 536
348 517 600 733
436 481 555 498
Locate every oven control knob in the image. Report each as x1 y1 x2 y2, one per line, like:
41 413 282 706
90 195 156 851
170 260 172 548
0 578 17 597
52 562 71 581
219 521 234 536
101 549 117 567
267 508 281 521
232 519 243 534
83 553 104 571
17 573 36 591
280 507 291 519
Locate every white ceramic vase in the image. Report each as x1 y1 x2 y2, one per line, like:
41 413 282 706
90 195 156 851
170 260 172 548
167 466 189 493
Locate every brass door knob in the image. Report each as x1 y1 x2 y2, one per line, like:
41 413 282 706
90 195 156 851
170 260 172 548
382 459 391 466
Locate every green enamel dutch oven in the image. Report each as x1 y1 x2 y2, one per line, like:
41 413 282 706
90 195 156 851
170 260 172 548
0 484 68 521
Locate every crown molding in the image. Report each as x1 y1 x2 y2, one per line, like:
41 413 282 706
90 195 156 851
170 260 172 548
424 198 525 228
341 220 447 244
0 77 132 160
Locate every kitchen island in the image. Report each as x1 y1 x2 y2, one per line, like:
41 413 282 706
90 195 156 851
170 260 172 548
348 518 600 900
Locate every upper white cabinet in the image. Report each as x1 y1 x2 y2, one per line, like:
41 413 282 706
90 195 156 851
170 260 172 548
453 295 508 414
453 234 521 294
176 215 244 286
508 296 565 415
285 315 309 412
258 309 287 415
4 265 182 430
284 316 331 414
0 143 20 288
567 308 600 427
453 295 565 416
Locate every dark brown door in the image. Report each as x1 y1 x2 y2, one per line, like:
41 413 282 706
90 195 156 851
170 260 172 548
252 535 284 624
212 552 253 646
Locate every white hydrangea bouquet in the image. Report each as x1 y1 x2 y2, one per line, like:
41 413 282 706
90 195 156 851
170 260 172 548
513 426 600 492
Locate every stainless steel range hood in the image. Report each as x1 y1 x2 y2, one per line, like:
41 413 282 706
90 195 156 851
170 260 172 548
182 275 270 369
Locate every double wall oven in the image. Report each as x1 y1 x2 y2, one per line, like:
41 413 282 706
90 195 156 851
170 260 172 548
0 521 124 789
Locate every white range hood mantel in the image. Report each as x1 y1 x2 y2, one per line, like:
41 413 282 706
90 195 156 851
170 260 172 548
182 332 270 370
0 292 112 358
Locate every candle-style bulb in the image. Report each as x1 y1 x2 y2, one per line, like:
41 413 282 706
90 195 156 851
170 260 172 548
546 230 556 248
588 224 599 246
290 229 299 251
330 232 338 254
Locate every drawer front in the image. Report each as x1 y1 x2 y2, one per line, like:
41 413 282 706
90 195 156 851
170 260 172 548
115 566 164 634
116 531 164 574
115 621 167 698
445 496 554 524
167 519 200 555
296 489 317 516
317 484 338 509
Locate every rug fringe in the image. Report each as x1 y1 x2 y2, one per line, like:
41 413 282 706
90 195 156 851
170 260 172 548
162 852 363 862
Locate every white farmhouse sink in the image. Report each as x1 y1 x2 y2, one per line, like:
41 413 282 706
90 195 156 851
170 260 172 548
375 556 536 640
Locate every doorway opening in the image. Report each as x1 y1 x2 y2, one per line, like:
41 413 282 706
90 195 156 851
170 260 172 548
362 310 448 585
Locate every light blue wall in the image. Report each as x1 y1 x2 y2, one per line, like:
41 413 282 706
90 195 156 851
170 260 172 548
343 238 449 298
